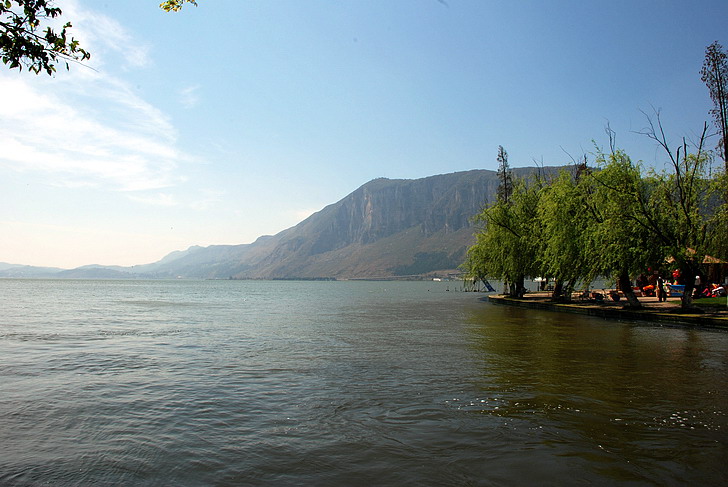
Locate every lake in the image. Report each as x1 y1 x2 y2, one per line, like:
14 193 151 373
1 279 726 486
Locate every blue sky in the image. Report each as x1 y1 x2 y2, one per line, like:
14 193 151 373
1 0 726 268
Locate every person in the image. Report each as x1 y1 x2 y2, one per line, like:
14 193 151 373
656 275 666 302
694 274 705 298
644 271 658 297
702 286 712 297
636 273 649 294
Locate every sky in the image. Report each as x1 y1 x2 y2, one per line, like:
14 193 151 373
1 0 726 269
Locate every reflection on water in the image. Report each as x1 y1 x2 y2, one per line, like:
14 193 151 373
462 303 728 484
0 280 726 486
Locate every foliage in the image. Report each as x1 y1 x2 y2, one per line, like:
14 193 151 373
0 1 199 75
465 122 726 310
0 0 90 74
160 0 198 12
707 170 728 259
495 145 513 204
701 41 728 165
465 175 543 296
466 145 540 297
631 113 724 308
581 150 668 307
537 168 590 295
465 44 728 309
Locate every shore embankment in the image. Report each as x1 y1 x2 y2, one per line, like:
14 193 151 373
488 292 728 329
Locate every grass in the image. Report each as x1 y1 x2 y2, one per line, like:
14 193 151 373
668 296 728 309
693 296 728 308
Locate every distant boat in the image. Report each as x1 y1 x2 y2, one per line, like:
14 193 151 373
432 278 442 282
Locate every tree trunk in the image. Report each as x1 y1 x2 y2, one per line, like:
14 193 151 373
565 278 577 297
510 275 525 298
618 271 641 309
551 279 565 301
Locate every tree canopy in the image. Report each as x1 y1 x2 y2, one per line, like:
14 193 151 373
0 0 198 75
465 149 543 298
465 123 727 310
495 145 513 205
0 0 89 74
701 41 728 167
159 0 198 12
467 42 728 310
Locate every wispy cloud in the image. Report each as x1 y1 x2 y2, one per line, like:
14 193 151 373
179 85 201 108
62 0 151 70
0 1 188 195
0 75 182 191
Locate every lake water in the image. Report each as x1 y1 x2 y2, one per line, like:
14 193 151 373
1 279 726 486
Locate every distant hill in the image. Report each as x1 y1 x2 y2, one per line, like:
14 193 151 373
2 167 560 280
0 263 63 278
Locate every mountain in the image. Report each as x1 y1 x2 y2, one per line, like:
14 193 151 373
136 167 555 280
55 265 137 279
0 263 64 278
1 167 558 280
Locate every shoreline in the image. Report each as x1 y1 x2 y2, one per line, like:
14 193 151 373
487 292 728 329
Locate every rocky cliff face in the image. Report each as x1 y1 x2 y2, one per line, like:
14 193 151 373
217 169 508 279
267 170 498 259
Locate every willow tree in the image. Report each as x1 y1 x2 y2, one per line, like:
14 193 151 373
537 168 592 300
707 170 728 260
583 150 665 308
466 175 544 297
628 115 725 309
